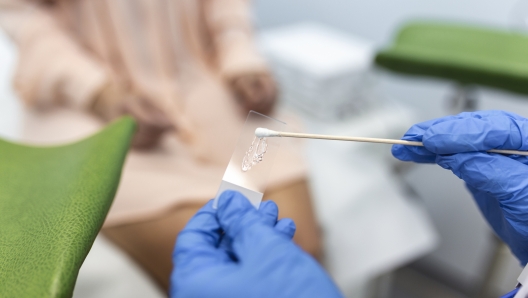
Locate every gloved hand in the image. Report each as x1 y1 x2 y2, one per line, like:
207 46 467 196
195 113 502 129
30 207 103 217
171 191 343 298
392 110 528 265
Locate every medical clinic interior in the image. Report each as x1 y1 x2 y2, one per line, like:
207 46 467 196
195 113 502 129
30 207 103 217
2 1 528 298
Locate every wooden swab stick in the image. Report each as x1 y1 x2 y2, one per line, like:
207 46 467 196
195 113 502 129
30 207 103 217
254 128 528 156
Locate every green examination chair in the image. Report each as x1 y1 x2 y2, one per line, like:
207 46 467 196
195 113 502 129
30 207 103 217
375 21 528 110
0 117 135 298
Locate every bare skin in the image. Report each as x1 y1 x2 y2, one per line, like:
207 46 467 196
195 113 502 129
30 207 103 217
230 73 277 116
91 81 174 150
91 72 277 149
122 96 173 150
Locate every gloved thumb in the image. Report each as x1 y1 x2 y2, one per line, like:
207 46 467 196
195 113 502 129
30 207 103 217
216 191 268 239
216 191 295 261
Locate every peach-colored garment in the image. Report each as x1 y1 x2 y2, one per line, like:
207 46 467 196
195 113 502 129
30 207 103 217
0 0 306 226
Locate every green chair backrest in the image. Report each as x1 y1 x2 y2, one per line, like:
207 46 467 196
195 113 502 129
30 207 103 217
375 22 528 94
0 117 135 298
393 23 528 64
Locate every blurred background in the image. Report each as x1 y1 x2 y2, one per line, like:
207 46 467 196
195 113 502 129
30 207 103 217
3 0 528 297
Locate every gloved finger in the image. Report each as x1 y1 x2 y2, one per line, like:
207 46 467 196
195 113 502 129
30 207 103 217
422 111 528 154
216 191 291 261
217 200 279 261
510 155 528 165
216 200 279 261
465 184 506 235
217 235 237 262
391 111 527 162
258 200 279 226
173 200 230 269
274 218 296 239
216 191 267 240
466 183 528 265
391 144 437 163
392 115 461 163
436 152 528 220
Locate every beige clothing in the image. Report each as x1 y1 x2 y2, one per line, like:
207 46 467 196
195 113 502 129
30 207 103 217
0 0 306 226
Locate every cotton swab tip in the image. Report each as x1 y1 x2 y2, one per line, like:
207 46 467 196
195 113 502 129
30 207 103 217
255 128 280 138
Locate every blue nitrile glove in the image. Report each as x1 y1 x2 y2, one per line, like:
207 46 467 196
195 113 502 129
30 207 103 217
170 191 343 298
392 110 528 265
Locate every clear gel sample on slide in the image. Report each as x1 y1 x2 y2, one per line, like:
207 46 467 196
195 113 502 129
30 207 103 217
213 111 286 209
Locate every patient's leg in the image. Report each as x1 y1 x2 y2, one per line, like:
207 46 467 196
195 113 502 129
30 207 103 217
102 202 201 291
102 179 321 292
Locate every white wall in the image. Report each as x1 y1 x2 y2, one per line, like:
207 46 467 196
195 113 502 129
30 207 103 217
0 29 21 140
254 0 520 46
